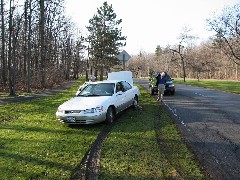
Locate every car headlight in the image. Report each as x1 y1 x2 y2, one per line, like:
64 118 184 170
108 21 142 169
83 106 104 114
169 84 174 87
57 107 64 113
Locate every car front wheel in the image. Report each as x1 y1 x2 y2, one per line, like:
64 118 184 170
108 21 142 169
106 107 115 124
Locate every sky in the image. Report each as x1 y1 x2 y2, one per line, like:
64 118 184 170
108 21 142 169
65 0 239 55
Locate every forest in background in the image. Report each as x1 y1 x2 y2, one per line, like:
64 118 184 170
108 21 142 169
0 0 239 96
127 4 240 81
0 0 86 95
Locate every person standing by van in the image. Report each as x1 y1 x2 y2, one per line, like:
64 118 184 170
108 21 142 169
156 72 166 101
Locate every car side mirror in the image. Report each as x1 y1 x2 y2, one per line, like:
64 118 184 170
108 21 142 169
116 91 123 95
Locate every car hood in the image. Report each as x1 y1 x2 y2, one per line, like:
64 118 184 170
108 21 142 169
59 96 112 110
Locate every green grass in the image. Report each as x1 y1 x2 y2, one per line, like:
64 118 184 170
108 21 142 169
0 84 64 99
0 79 105 179
0 79 207 179
174 79 240 94
99 85 206 179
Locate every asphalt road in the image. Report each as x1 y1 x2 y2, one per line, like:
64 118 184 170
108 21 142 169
135 78 240 180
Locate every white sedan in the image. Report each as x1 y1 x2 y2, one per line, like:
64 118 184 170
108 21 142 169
56 71 140 124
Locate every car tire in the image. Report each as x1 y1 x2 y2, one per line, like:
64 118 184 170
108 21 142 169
149 87 154 95
106 106 115 124
132 95 139 110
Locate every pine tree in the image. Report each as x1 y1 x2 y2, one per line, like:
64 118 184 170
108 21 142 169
86 1 126 80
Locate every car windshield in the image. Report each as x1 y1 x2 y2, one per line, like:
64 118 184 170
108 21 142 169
166 78 172 82
78 83 114 97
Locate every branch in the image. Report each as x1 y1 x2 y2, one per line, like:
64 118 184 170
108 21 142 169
222 36 240 65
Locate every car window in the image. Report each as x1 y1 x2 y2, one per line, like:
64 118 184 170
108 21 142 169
101 83 114 95
78 83 114 96
116 82 124 92
121 81 132 91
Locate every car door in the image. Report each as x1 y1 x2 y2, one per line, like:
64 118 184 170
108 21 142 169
121 81 133 108
114 82 126 113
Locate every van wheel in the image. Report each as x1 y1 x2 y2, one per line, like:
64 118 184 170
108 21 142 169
106 107 115 124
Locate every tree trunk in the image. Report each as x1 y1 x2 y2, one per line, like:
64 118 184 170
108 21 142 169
100 66 104 81
180 55 186 82
27 0 32 92
23 0 27 88
39 0 45 88
8 0 14 95
1 0 7 86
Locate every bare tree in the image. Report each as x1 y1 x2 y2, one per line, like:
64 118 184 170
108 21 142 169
170 26 197 82
24 0 33 92
7 0 15 95
1 0 7 87
39 0 45 88
207 3 240 65
72 36 85 79
170 44 187 81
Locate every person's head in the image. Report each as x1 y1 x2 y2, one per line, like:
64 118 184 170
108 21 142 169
116 83 122 92
161 72 165 77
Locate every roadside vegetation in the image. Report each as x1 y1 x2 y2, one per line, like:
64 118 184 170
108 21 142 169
0 80 207 179
174 78 240 94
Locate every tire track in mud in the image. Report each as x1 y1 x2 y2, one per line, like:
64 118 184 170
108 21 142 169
71 106 142 180
71 123 114 180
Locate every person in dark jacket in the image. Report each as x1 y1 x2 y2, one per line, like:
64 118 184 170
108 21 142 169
156 72 167 101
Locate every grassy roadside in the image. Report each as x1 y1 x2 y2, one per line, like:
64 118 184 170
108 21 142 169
0 79 207 179
174 78 240 94
99 85 206 179
0 79 105 179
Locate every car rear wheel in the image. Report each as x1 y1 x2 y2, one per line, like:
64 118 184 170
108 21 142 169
106 107 115 124
132 95 138 110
